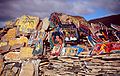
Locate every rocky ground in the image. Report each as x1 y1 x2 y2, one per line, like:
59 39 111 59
0 52 120 76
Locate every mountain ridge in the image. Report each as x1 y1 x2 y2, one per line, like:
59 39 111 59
88 14 120 26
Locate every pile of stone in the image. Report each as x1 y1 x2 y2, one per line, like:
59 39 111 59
0 12 120 76
39 53 120 76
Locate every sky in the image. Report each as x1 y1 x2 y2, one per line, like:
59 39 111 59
0 0 120 28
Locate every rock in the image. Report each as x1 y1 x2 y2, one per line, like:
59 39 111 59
0 45 10 54
10 44 23 50
0 58 4 75
19 47 33 59
0 42 7 47
4 63 15 70
40 62 49 66
4 52 20 61
2 69 15 76
4 28 17 41
12 62 21 75
15 15 40 33
32 59 41 76
12 67 19 74
19 62 34 76
86 65 120 70
59 58 74 63
91 69 101 73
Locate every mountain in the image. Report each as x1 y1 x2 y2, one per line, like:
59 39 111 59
88 14 120 27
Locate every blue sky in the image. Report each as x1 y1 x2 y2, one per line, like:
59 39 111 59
83 9 109 20
0 0 120 28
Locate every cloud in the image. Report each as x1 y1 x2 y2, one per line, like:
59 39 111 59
71 1 95 15
0 0 95 19
0 22 5 28
85 0 120 13
0 0 120 27
0 0 73 18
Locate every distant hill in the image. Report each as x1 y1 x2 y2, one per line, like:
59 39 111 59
88 14 120 27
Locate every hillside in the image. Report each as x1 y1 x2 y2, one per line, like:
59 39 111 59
88 14 120 27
